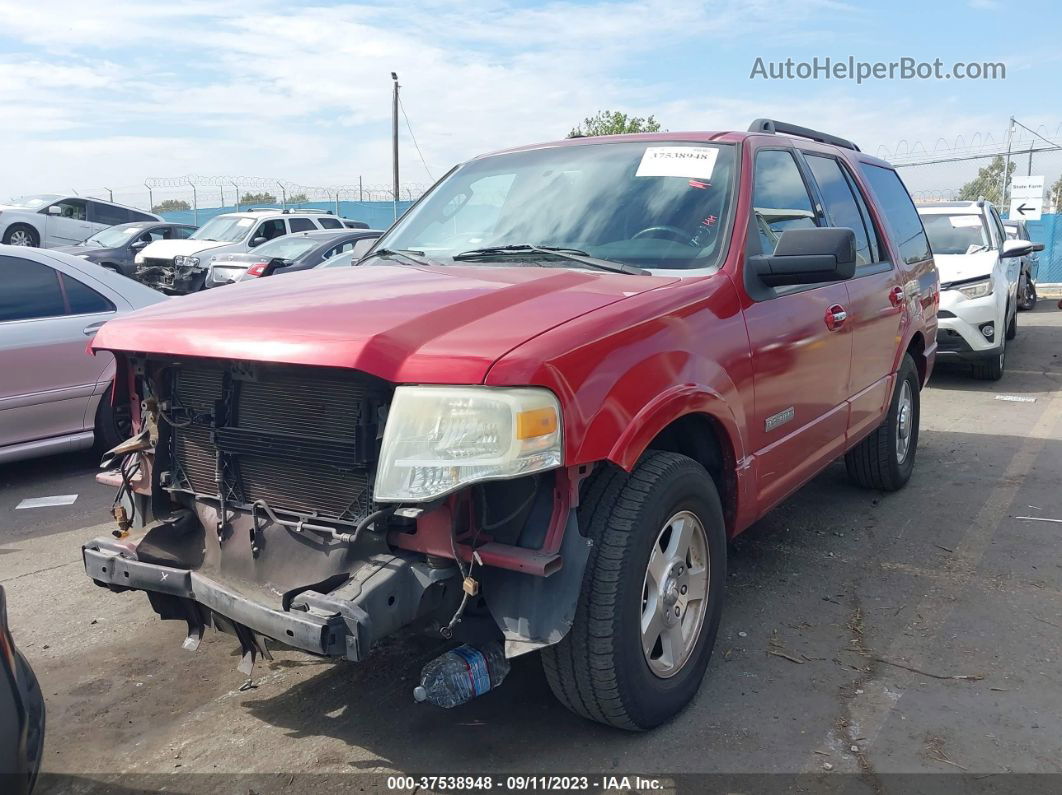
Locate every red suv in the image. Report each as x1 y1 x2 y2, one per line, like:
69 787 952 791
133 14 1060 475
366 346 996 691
83 119 937 730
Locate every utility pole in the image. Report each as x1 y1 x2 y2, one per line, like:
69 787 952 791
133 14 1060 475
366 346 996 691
999 116 1014 206
392 72 400 221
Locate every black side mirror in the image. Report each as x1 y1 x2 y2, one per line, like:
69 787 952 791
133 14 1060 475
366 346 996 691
751 227 857 287
260 257 290 277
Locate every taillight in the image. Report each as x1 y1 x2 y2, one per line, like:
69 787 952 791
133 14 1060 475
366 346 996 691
246 263 268 277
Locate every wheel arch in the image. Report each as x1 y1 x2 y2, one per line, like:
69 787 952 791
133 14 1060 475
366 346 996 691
904 330 928 387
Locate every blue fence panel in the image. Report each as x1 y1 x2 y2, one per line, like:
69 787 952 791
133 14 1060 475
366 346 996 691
159 200 414 231
1024 213 1062 284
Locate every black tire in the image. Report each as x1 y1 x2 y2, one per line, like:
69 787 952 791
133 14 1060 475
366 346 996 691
94 384 131 453
1005 307 1017 341
2 223 39 247
845 353 920 491
1017 272 1037 311
541 452 726 730
971 341 1005 381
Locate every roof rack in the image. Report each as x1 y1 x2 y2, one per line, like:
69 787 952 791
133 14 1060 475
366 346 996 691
244 207 334 215
747 119 860 152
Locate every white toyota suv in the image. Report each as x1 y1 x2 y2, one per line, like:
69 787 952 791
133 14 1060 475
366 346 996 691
133 208 349 294
917 200 1036 380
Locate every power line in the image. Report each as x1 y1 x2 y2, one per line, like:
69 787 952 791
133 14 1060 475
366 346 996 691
894 145 1062 168
398 96 435 182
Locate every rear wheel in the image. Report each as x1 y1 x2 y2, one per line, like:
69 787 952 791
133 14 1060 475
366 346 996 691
845 353 920 491
1017 273 1037 311
542 452 726 730
3 224 39 247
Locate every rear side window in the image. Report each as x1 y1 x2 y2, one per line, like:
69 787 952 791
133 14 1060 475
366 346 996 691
805 155 874 267
752 150 819 254
288 217 316 232
858 164 931 265
90 202 131 226
0 257 65 321
62 273 115 314
129 210 158 223
318 217 342 229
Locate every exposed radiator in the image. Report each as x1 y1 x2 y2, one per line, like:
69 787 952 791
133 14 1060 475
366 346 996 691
169 360 386 522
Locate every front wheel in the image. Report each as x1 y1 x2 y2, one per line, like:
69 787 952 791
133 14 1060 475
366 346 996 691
845 353 920 491
3 224 39 247
542 452 726 730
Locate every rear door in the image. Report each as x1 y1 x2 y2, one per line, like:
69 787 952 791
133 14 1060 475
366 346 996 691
741 147 854 513
803 153 906 443
0 255 118 449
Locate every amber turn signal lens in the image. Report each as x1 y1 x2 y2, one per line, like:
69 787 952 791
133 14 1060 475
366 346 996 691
516 407 558 439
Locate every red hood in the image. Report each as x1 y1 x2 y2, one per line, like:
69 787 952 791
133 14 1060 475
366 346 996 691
92 263 676 383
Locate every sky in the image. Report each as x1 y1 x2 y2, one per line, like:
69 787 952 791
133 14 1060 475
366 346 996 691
1 0 1060 209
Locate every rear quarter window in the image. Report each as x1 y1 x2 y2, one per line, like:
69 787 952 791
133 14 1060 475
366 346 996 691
857 164 931 265
318 217 342 229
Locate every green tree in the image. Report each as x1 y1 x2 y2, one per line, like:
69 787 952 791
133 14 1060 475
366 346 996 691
239 192 277 205
956 155 1016 206
568 110 662 138
151 199 190 213
288 193 308 204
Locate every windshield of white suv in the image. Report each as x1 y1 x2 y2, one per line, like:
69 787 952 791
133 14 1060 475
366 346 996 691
919 213 990 255
9 193 62 209
191 215 255 243
376 141 736 271
86 225 146 247
254 235 319 260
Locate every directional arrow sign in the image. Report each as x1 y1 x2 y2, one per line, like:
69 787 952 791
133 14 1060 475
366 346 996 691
1010 175 1044 199
1009 197 1042 221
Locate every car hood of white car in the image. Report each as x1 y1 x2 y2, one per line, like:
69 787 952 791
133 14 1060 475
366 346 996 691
138 238 229 261
933 250 996 285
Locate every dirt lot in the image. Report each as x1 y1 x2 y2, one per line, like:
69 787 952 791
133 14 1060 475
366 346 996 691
3 305 1061 793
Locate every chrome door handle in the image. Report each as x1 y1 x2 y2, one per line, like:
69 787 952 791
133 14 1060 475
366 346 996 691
83 321 106 336
825 304 848 331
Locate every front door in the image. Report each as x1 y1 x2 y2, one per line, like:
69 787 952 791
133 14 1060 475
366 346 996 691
42 198 91 246
742 148 853 513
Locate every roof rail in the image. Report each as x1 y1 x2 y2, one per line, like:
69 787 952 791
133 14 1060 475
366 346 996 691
747 119 860 152
289 208 333 215
247 207 282 212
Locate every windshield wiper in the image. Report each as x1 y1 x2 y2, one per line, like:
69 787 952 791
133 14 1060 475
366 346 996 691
452 244 648 275
360 248 436 267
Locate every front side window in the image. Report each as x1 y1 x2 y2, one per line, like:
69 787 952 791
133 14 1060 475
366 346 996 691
47 198 87 221
377 141 737 270
805 154 875 266
0 257 65 321
255 219 287 241
751 149 818 255
918 213 990 256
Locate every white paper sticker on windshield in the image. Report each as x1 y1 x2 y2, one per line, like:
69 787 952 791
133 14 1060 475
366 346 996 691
236 218 254 227
948 216 981 228
636 146 718 179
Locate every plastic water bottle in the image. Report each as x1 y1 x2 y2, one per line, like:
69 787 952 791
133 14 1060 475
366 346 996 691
413 642 511 708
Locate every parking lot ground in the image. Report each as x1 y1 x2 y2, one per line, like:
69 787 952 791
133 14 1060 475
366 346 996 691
2 305 1061 792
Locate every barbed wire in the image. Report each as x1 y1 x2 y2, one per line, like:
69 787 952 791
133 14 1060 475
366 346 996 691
878 122 1062 165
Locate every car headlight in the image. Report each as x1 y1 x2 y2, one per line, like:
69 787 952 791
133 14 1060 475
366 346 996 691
134 253 145 264
955 279 992 300
374 386 562 502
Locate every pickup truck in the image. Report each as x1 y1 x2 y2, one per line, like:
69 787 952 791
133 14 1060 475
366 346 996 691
83 119 938 730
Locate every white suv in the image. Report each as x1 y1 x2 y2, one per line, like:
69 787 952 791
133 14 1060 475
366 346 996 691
0 194 161 248
133 208 349 294
917 200 1036 380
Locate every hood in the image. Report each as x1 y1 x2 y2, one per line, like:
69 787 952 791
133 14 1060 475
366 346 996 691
92 263 677 384
138 238 228 260
933 251 996 285
54 244 112 258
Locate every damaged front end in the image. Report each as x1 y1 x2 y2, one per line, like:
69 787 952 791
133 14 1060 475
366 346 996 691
84 356 590 679
134 256 206 294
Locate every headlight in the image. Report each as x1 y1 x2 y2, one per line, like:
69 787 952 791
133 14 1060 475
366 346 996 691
134 253 145 264
374 386 562 502
955 279 992 300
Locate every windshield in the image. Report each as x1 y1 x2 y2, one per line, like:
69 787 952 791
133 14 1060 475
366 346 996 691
86 224 147 247
377 141 736 271
9 193 62 209
919 213 991 255
191 215 254 243
255 235 319 260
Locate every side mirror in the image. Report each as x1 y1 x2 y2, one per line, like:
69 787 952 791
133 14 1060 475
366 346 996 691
1001 238 1041 258
249 236 267 247
750 227 857 287
46 205 62 215
260 257 290 277
131 240 149 250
